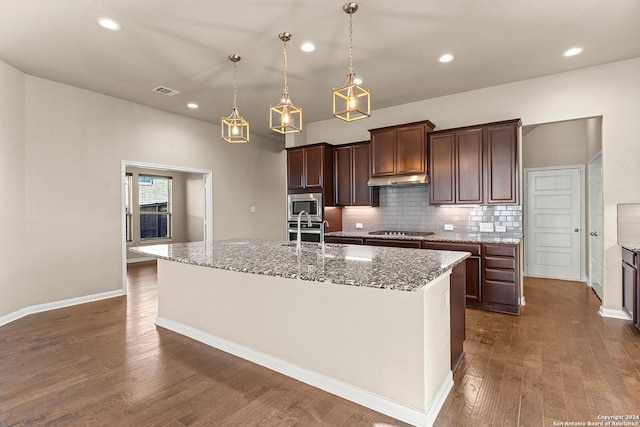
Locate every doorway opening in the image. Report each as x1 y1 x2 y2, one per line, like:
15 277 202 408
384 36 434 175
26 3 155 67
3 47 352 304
120 161 213 294
522 117 603 290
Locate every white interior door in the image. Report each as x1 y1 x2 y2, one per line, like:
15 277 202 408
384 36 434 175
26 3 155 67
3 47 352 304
525 167 583 280
588 153 604 299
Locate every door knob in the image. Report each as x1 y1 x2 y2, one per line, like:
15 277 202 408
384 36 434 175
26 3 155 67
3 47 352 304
574 228 579 232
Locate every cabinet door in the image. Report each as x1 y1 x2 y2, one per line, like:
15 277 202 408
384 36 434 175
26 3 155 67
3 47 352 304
429 132 456 204
287 149 305 190
371 129 396 176
352 144 373 206
450 260 466 373
304 146 324 189
456 128 483 204
465 255 482 302
334 147 352 206
485 123 517 204
396 124 425 175
622 261 637 321
636 255 640 330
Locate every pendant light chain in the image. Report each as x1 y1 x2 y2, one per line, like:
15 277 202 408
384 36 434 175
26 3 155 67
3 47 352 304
348 9 354 75
282 37 289 96
232 60 238 109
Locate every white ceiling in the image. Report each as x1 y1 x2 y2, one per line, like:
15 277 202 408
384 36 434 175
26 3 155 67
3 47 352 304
1 1 639 140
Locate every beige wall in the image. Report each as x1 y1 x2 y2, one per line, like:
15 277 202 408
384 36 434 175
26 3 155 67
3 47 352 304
0 65 286 320
186 174 205 241
522 119 588 169
306 58 640 313
0 61 27 315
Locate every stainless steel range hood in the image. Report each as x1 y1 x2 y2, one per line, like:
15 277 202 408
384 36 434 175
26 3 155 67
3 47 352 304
367 174 429 187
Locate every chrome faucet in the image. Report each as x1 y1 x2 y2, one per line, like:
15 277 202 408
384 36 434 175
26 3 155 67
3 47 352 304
320 220 330 252
296 210 312 254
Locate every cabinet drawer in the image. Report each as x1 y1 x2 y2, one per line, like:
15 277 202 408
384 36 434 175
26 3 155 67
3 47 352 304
483 280 517 305
622 248 637 267
483 243 516 257
484 268 516 283
325 237 364 245
421 242 481 256
484 256 516 270
366 239 422 249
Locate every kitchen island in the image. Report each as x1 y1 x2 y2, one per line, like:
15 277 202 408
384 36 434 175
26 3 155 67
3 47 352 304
131 240 469 427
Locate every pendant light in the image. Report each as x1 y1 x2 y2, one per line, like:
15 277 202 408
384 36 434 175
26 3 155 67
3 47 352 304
221 55 249 143
270 32 303 134
332 2 370 122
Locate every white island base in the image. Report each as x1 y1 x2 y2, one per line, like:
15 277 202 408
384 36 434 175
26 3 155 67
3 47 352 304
155 259 453 427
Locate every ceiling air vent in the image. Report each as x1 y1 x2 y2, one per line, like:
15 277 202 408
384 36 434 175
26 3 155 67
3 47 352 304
152 86 180 96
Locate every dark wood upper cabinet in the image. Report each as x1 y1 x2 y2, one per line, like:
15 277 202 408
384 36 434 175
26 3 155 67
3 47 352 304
428 119 520 205
352 144 376 206
396 125 425 175
334 142 379 207
485 123 518 204
370 121 434 177
370 129 396 176
428 132 456 204
286 143 335 206
456 128 484 204
303 146 324 189
334 146 352 206
287 149 305 190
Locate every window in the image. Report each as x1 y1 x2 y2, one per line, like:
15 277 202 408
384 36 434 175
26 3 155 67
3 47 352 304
138 175 172 240
125 173 133 242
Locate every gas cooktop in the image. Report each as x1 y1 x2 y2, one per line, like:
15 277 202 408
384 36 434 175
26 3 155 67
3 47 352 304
368 230 435 237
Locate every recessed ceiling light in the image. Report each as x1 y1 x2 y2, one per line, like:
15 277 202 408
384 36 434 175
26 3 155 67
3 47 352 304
563 47 583 57
300 42 316 52
353 77 363 85
439 53 455 63
96 17 121 31
187 103 199 109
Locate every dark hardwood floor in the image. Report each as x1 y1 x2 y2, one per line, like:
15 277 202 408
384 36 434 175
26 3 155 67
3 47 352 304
1 265 638 426
436 276 640 427
0 262 408 426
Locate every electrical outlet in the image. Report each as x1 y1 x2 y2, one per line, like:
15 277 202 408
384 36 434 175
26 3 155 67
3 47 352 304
479 222 494 232
250 205 256 213
444 224 454 231
495 225 506 232
355 223 364 229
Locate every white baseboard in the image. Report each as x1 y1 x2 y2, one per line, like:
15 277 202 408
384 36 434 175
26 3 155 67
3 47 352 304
0 289 125 327
599 306 632 320
156 316 452 427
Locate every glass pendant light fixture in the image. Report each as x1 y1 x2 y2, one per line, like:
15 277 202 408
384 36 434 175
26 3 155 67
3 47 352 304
221 54 249 143
270 32 303 134
332 2 370 122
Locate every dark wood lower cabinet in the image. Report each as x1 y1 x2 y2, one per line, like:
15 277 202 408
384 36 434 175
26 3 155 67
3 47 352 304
479 243 520 314
450 260 466 374
324 236 364 245
325 236 521 314
365 239 422 249
621 248 639 330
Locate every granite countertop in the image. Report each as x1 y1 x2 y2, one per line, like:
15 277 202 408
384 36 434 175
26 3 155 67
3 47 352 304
620 243 640 252
325 231 522 245
130 239 469 292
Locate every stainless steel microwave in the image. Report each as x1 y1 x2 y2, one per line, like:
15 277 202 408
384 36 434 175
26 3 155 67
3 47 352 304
287 193 323 222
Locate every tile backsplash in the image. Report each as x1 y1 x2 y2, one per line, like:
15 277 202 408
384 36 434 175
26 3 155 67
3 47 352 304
341 186 522 238
617 203 640 244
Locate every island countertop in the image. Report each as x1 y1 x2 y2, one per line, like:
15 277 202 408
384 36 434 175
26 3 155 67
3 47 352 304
130 239 469 292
